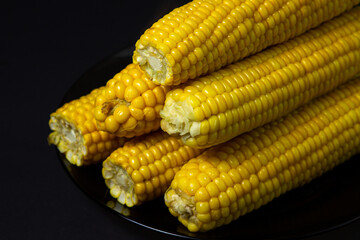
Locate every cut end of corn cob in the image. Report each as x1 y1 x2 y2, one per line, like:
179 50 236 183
103 159 138 207
134 44 172 85
164 188 200 231
160 98 201 142
94 63 171 138
49 115 87 166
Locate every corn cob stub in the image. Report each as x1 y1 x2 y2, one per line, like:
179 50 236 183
48 87 127 166
164 77 360 232
94 63 171 138
102 130 205 207
133 0 360 86
160 7 360 148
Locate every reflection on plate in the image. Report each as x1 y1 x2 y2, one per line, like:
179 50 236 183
57 47 360 239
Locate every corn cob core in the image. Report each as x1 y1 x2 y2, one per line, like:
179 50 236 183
94 63 171 138
160 8 360 148
164 78 360 232
48 88 126 166
102 131 204 207
133 0 360 85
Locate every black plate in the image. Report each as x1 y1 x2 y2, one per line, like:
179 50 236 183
57 47 360 240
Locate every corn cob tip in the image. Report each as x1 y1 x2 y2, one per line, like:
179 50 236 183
133 44 172 85
103 158 138 207
160 98 199 140
164 187 200 232
48 115 87 166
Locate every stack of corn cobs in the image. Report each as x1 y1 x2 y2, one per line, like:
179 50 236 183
48 0 360 233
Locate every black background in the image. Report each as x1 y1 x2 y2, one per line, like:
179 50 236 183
2 1 360 239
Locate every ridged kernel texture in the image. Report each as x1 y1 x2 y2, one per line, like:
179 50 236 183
133 0 359 85
94 63 171 138
102 131 204 207
160 8 360 148
164 78 360 232
49 87 126 166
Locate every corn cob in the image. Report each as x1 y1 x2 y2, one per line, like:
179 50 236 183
94 63 171 137
164 77 360 232
160 8 360 148
102 130 204 207
49 87 127 166
133 0 360 86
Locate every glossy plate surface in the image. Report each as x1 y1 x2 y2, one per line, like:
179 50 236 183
57 48 360 239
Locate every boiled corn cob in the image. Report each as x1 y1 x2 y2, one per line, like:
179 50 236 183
102 130 204 207
94 63 171 137
160 7 360 148
133 0 359 86
49 87 126 166
164 77 360 232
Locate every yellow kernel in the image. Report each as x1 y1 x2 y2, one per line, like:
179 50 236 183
195 186 211 202
171 48 182 62
188 222 200 233
133 78 149 94
113 82 126 99
122 116 137 130
139 166 151 180
113 105 131 124
142 90 157 107
206 182 220 197
194 47 205 61
132 96 146 109
94 106 107 122
153 86 167 104
131 170 144 183
241 179 252 194
257 166 269 182
129 156 140 170
143 107 156 121
219 192 230 208
151 176 161 190
105 116 119 133
214 178 227 192
164 169 175 182
148 163 159 177
207 97 219 115
145 180 154 194
196 201 210 214
122 73 135 86
187 178 201 195
157 43 170 55
134 182 146 195
124 86 140 102
129 106 144 121
197 214 212 224
217 161 231 172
